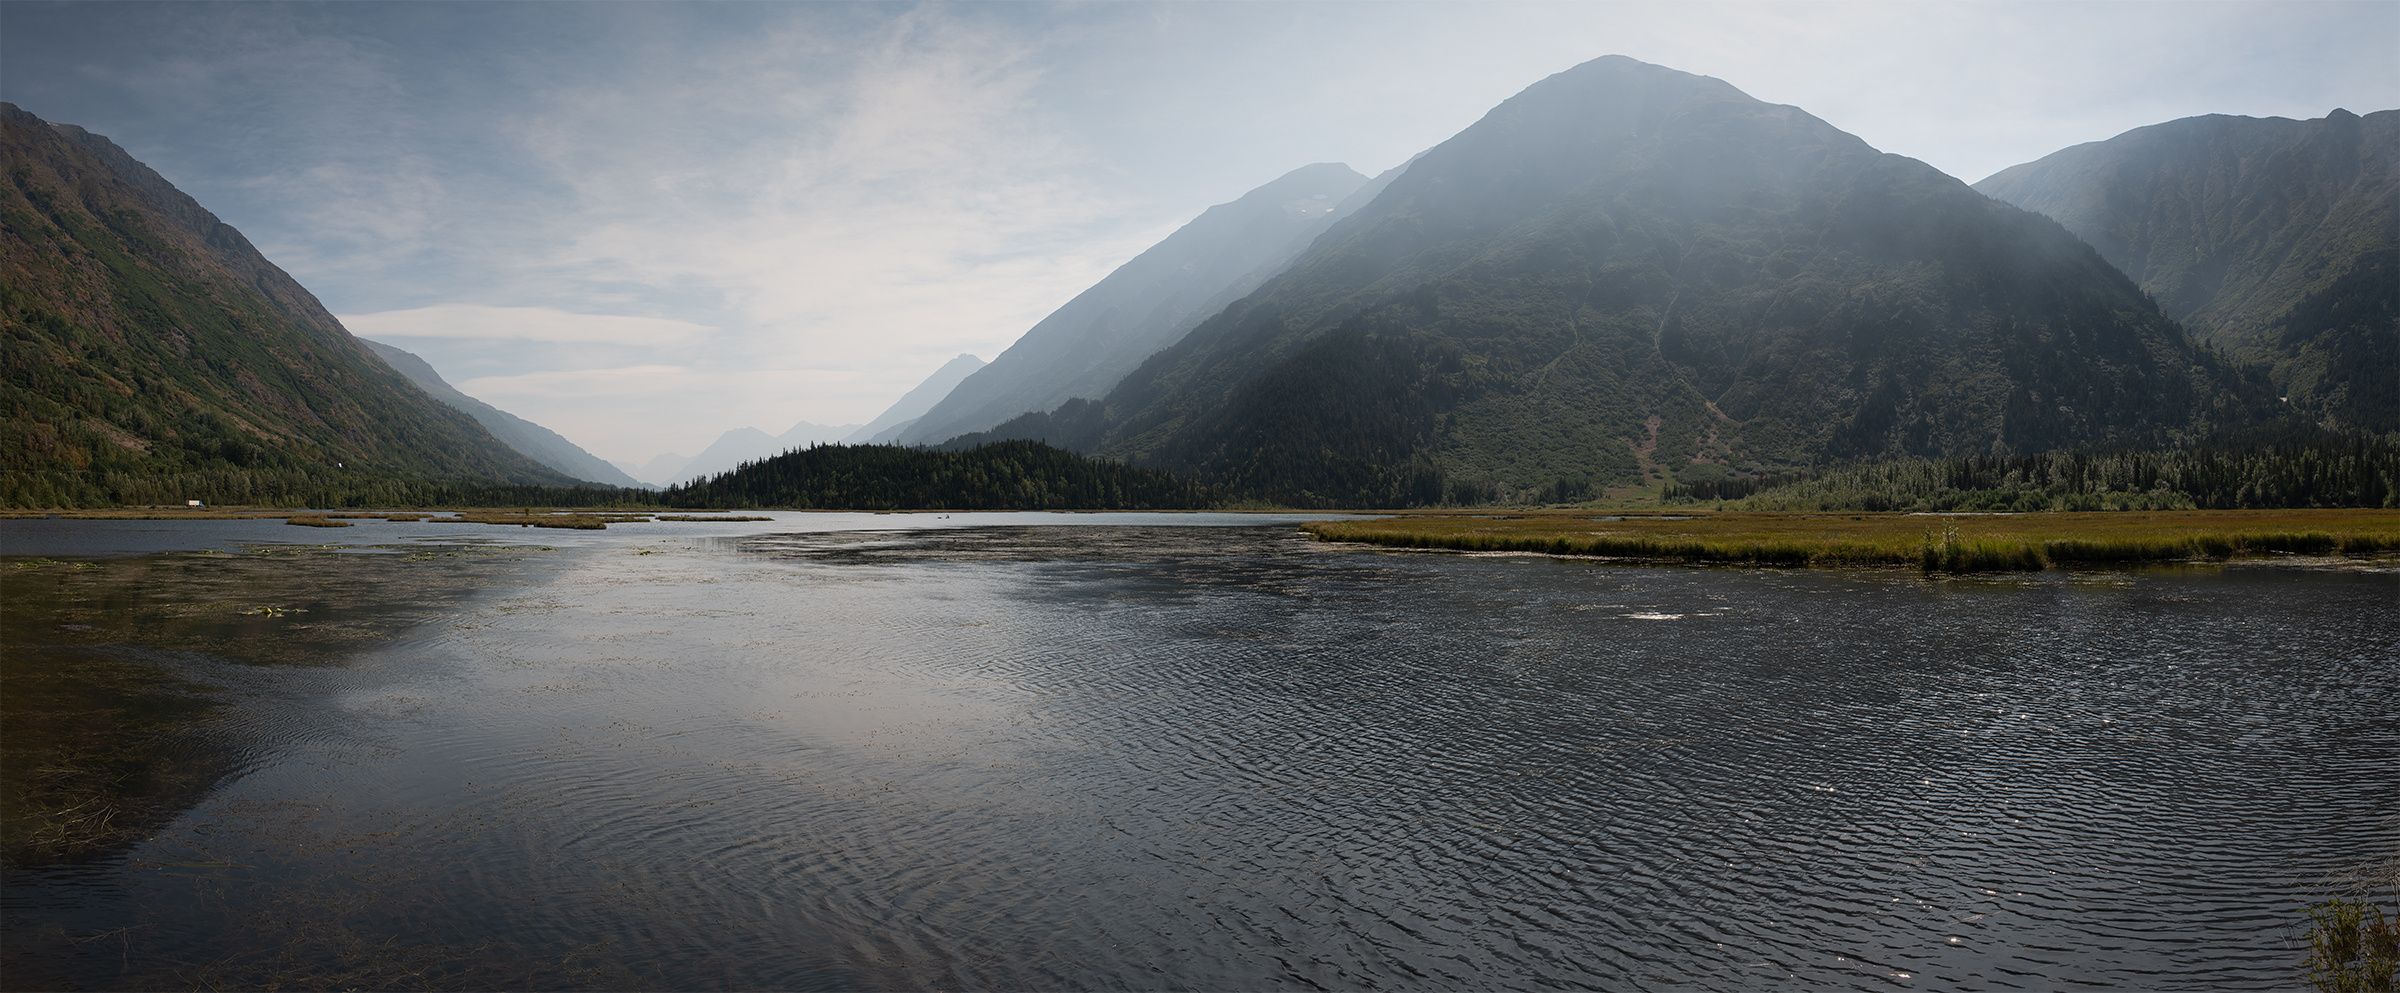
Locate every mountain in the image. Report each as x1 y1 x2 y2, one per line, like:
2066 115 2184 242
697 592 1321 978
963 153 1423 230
1974 110 2396 431
359 338 641 487
959 56 2261 506
1 102 573 495
842 353 985 444
672 418 862 484
892 162 1372 445
615 452 692 488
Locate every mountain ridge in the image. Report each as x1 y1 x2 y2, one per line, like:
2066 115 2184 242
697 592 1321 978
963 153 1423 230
2 102 575 491
1973 109 2395 431
359 338 641 487
957 56 2263 505
894 162 1370 445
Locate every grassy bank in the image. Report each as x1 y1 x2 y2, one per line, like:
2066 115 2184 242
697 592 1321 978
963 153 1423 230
1300 508 2400 573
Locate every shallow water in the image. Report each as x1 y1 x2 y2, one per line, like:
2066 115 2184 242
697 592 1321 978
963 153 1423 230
2 516 2394 990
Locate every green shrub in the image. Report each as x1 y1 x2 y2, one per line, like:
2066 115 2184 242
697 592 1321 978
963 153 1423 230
2305 897 2398 992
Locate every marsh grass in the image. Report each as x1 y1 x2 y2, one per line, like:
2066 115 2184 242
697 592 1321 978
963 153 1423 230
1301 509 2400 573
2305 897 2400 992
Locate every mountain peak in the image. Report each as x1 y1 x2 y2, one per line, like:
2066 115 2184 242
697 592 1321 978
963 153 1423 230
973 58 2250 503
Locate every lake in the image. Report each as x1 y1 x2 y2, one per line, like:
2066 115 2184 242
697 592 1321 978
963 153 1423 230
3 513 2393 990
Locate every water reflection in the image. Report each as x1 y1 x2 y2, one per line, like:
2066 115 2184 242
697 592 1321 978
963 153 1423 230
2 522 2393 990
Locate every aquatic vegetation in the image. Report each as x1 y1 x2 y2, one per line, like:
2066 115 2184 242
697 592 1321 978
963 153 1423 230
2305 897 2399 992
0 643 228 864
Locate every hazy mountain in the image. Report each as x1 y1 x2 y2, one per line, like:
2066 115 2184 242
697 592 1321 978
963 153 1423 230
615 453 692 487
359 338 641 487
843 353 985 444
1975 110 2396 431
958 56 2259 506
893 162 1371 445
672 418 863 484
1 103 572 488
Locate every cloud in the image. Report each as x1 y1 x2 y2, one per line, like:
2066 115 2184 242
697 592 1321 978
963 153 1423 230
341 305 716 346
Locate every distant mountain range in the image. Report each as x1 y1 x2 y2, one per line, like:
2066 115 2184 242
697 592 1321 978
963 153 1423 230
359 338 641 487
654 419 859 487
611 355 986 486
947 56 2268 505
1974 109 2395 432
2 102 573 489
8 63 2387 510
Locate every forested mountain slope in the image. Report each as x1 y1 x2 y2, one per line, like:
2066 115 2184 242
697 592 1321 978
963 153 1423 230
964 57 2263 506
2 102 573 489
1975 110 2396 431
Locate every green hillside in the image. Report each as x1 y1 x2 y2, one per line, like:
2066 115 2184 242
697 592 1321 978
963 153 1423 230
2 102 575 502
1975 110 2396 431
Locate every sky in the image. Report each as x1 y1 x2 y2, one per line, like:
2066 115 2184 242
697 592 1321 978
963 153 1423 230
4 2 2395 465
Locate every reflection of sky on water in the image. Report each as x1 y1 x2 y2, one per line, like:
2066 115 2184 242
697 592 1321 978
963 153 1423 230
0 511 1367 558
2 524 2392 991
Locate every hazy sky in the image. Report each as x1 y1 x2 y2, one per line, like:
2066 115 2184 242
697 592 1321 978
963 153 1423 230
5 2 2394 464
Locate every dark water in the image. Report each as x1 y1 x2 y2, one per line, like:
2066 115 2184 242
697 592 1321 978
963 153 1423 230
3 518 2394 990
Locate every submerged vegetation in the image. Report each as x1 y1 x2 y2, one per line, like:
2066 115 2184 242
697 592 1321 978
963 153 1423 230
1301 508 2400 573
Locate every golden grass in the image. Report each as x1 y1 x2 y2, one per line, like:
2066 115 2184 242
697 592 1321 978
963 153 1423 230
1300 508 2400 573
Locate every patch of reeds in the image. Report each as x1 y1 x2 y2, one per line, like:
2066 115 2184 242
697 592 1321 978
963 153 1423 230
2237 532 2340 555
283 515 352 528
1300 522 1919 568
2043 536 2229 564
1919 539 2046 573
2304 896 2399 992
1300 509 2400 574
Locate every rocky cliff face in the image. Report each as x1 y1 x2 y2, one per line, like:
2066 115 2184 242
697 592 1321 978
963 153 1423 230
960 57 2262 505
894 162 1369 445
2 102 573 485
1975 110 2396 431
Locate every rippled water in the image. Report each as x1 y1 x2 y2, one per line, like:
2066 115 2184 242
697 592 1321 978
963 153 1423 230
4 517 2394 990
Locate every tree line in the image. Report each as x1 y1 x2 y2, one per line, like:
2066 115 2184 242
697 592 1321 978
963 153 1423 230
1679 433 2399 511
7 434 2392 513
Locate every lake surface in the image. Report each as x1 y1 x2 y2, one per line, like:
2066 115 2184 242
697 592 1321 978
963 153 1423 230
3 514 2393 990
